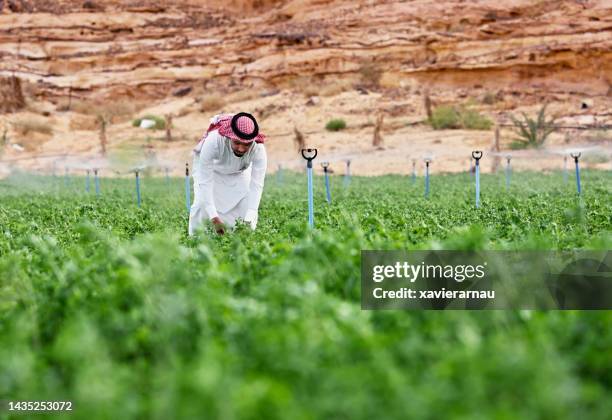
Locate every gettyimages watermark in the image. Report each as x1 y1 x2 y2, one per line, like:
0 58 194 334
361 250 612 310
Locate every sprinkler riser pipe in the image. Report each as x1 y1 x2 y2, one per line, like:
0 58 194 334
344 160 351 187
307 166 314 228
135 171 141 208
94 170 100 197
505 160 511 189
425 163 430 198
324 169 331 204
574 159 581 195
475 162 481 208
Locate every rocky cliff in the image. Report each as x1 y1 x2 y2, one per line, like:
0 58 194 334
1 0 610 101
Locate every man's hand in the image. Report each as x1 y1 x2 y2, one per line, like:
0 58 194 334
244 210 258 231
211 217 225 235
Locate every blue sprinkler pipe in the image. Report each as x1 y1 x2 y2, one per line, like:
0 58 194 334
344 159 351 187
472 151 483 208
571 152 582 195
321 161 332 204
86 169 91 193
277 164 283 185
424 158 431 198
505 155 512 189
301 148 318 228
563 155 568 184
135 170 141 208
185 163 191 213
94 169 100 197
411 159 416 184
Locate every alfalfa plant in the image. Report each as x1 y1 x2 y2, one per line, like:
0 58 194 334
510 104 557 149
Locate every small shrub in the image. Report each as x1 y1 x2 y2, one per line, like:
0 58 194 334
429 106 460 129
199 94 225 112
132 115 165 130
460 108 493 130
12 117 53 136
429 105 492 130
68 99 144 123
510 104 556 149
482 91 497 105
325 119 347 131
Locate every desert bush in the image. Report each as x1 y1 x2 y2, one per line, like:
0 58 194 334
429 105 492 130
482 91 497 105
326 118 347 131
199 94 225 112
460 108 493 130
69 114 99 131
11 116 53 136
429 105 461 129
132 115 166 130
67 99 144 123
510 105 556 149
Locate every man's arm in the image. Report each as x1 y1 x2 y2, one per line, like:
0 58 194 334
243 145 267 228
196 133 220 220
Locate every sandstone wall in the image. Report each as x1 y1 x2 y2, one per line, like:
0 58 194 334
0 0 610 102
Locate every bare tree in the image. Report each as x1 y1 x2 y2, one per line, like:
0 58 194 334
490 125 500 172
373 113 384 149
424 90 433 121
165 114 173 142
98 115 107 156
293 125 305 151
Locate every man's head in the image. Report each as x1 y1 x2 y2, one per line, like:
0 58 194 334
199 112 266 155
230 138 252 157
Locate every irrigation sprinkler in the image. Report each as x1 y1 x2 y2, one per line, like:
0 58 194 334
505 155 512 189
411 158 416 184
185 162 191 213
277 164 283 185
571 152 582 195
424 158 432 198
86 169 91 193
321 161 332 204
563 155 568 184
135 170 141 208
94 169 100 197
301 148 318 228
472 151 483 208
344 159 351 187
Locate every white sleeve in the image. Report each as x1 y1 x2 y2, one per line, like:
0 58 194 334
244 145 267 223
196 133 220 220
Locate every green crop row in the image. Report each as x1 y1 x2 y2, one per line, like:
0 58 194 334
0 170 610 419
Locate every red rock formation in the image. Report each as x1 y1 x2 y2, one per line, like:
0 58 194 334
0 0 609 103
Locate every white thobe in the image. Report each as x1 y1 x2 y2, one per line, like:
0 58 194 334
188 130 267 235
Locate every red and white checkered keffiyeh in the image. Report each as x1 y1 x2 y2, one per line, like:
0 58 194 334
194 113 265 153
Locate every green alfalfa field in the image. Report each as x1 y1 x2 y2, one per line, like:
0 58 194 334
0 169 611 419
